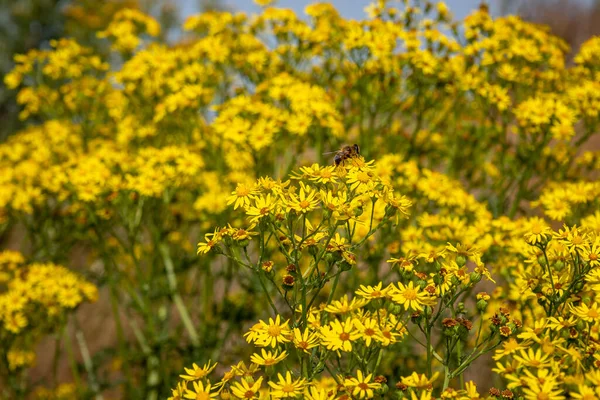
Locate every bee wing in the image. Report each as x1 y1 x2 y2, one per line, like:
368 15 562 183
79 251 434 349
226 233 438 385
322 151 338 155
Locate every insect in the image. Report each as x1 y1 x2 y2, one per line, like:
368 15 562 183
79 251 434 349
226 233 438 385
324 144 361 166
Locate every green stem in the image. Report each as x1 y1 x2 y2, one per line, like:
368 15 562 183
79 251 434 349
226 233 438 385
158 243 200 347
74 327 103 400
62 324 82 393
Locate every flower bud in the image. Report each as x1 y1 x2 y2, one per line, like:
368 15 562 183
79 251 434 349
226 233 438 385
456 255 467 267
236 239 250 248
282 275 295 290
339 261 353 271
470 272 482 284
476 299 488 312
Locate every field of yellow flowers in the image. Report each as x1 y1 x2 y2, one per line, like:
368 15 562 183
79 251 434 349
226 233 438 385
1 0 600 399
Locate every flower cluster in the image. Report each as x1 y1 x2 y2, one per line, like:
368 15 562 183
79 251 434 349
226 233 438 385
0 251 97 375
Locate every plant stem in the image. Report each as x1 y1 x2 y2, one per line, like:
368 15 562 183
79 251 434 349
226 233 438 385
158 243 200 346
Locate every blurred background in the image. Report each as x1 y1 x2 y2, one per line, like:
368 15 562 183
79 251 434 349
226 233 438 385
2 0 600 143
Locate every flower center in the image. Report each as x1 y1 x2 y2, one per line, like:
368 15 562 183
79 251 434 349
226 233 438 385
588 309 599 318
196 393 210 400
403 288 417 300
358 383 369 391
299 200 311 209
531 225 542 235
339 332 350 341
236 187 250 197
244 390 255 398
357 171 370 183
282 384 295 393
365 328 375 336
268 326 282 337
589 253 598 261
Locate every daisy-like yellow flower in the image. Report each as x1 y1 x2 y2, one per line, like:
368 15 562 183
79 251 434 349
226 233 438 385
401 372 440 390
493 338 525 361
346 168 376 193
523 217 552 245
354 317 382 347
319 189 347 212
513 348 552 369
180 360 217 381
183 380 218 400
250 315 292 347
384 192 412 220
197 229 222 255
231 361 260 378
304 386 335 400
227 182 258 210
355 282 390 301
268 371 307 399
570 302 600 323
292 327 319 352
522 380 565 400
344 370 380 399
245 194 278 224
324 295 369 314
284 184 319 214
300 164 338 184
387 255 417 272
249 349 288 366
230 376 263 399
320 318 361 352
389 281 431 311
570 384 598 400
582 238 600 268
168 381 187 400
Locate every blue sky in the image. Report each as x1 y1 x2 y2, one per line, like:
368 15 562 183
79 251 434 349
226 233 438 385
179 0 500 20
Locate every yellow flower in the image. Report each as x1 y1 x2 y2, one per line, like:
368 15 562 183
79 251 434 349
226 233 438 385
522 380 565 400
401 372 440 390
180 360 217 381
523 217 552 245
304 386 335 400
324 295 368 314
346 168 376 193
245 194 278 224
246 315 291 347
582 238 600 268
292 328 319 353
513 348 551 369
320 318 360 352
268 371 306 399
570 302 600 323
249 349 288 366
231 376 263 399
354 317 382 347
227 183 258 210
284 184 319 214
355 282 390 301
389 281 431 312
183 380 218 400
344 370 380 399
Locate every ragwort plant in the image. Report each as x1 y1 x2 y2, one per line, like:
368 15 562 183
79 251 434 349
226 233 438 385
0 0 599 399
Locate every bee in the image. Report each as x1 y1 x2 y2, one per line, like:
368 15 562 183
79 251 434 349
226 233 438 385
324 144 361 166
